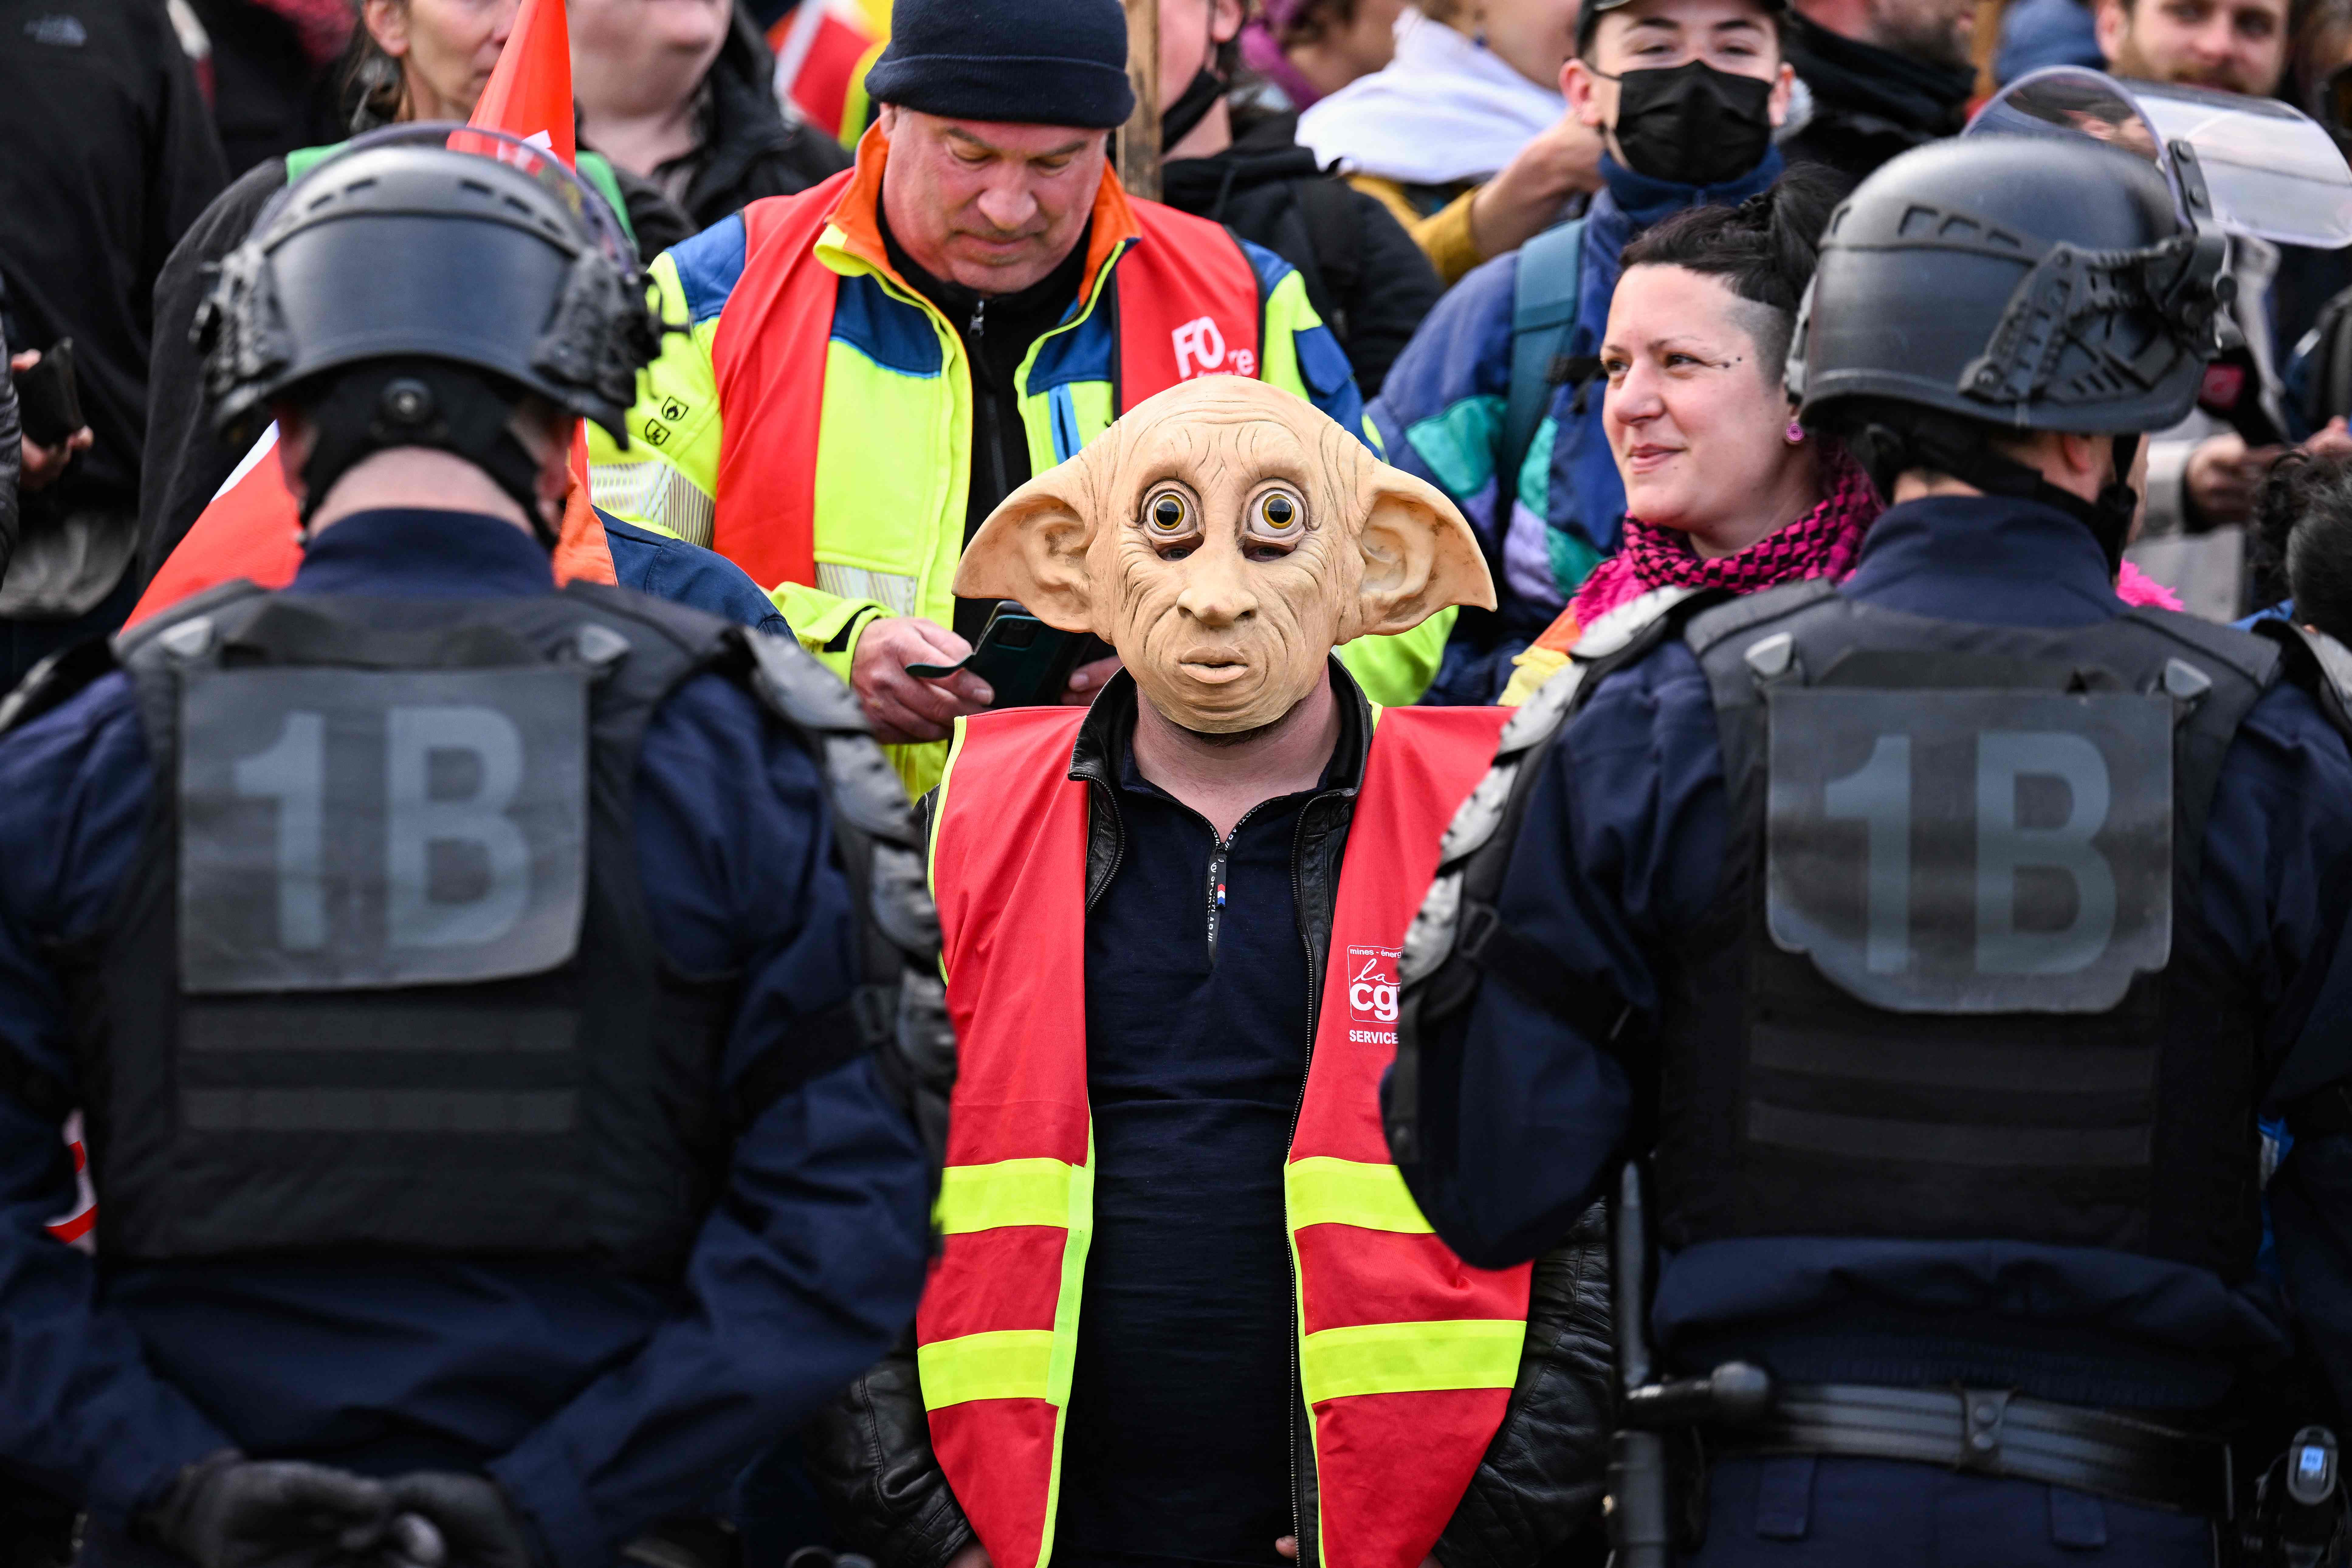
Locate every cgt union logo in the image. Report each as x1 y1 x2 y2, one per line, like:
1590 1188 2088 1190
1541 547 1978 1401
1172 316 1256 381
1347 945 1400 1030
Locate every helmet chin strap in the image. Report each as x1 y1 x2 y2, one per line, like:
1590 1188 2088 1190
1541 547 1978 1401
296 361 559 546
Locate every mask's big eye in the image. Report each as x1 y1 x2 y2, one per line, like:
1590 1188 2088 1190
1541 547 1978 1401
1141 484 1202 559
1146 489 1191 535
1243 486 1307 558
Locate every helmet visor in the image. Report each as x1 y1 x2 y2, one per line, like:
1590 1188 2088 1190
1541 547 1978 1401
1968 68 2352 249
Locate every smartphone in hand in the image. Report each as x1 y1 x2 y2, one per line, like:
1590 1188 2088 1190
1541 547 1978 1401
906 602 1090 708
15 339 83 447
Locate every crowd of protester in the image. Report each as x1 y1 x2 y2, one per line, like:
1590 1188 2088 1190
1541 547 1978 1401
5 0 2352 1560
5 0 2350 669
9 0 2333 703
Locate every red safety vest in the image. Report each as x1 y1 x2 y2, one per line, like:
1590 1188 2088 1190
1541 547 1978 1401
924 700 1526 1568
704 130 1267 594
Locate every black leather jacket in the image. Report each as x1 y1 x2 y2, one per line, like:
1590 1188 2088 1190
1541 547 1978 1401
806 664 1614 1568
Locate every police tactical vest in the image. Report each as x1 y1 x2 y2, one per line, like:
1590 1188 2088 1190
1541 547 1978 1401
1399 581 2284 1280
31 578 947 1274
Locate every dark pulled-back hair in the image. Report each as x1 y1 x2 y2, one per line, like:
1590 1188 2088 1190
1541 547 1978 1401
1616 167 1843 386
2256 450 2352 640
334 0 406 132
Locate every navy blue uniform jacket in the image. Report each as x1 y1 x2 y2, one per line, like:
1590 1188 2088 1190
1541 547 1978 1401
0 509 932 1568
1398 495 2352 1412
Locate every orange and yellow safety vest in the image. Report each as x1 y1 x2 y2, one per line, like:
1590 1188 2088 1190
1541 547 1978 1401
923 701 1528 1568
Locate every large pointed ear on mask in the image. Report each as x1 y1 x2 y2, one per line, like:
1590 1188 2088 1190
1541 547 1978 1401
955 457 1103 635
1343 459 1498 640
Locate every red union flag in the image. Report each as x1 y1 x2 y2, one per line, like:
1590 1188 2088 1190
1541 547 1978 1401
129 0 613 632
127 426 304 626
457 0 575 167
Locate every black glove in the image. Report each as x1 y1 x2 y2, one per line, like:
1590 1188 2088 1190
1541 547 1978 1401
140 1450 395 1568
382 1473 538 1568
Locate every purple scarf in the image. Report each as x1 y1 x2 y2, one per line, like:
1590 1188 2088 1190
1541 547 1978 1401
1242 22 1324 111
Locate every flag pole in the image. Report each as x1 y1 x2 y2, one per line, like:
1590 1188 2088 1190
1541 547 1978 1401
1117 0 1161 201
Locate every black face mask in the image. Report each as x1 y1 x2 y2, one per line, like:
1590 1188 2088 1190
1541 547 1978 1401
1610 59 1775 187
1160 64 1228 152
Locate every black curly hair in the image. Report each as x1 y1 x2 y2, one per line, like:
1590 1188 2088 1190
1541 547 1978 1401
2257 451 2352 640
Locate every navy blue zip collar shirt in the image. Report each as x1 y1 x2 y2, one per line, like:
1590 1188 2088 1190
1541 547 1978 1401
1398 494 2352 1409
0 507 929 1568
1056 698 1344 1568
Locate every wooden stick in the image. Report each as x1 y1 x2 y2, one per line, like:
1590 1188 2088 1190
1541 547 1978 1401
1118 0 1161 201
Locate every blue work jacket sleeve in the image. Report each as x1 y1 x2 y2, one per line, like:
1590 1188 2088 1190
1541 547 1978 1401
0 675 233 1526
599 511 796 641
1395 642 1730 1270
487 673 932 1568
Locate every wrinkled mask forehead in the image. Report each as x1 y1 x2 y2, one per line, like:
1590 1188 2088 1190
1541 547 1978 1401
1092 391 1362 558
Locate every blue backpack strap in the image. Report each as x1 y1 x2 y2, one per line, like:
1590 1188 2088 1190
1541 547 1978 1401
1501 216 1588 500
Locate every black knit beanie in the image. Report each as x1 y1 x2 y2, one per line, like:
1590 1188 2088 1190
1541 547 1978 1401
865 0 1136 129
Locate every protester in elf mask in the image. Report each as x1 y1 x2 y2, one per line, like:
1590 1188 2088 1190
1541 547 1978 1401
807 376 1616 1568
1368 0 1798 702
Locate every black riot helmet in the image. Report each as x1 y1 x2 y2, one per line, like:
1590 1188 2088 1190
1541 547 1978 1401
1786 133 2233 563
195 126 663 532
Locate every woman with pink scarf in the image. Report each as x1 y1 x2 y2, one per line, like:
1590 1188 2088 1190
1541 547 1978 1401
1500 174 2175 704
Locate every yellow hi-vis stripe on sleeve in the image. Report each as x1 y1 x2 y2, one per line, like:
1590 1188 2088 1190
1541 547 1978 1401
1300 1319 1526 1402
1285 1157 1434 1234
936 1158 1078 1235
918 1329 1058 1408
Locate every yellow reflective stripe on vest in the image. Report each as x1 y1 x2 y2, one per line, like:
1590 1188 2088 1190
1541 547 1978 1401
1299 1318 1525 1402
937 1157 1079 1234
1285 1156 1433 1234
917 1328 1058 1408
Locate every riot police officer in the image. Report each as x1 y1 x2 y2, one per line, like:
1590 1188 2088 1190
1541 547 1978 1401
0 130 949 1568
1387 132 2352 1563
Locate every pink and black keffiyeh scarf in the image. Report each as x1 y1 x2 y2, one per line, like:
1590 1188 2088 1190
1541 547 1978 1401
1572 446 1882 628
